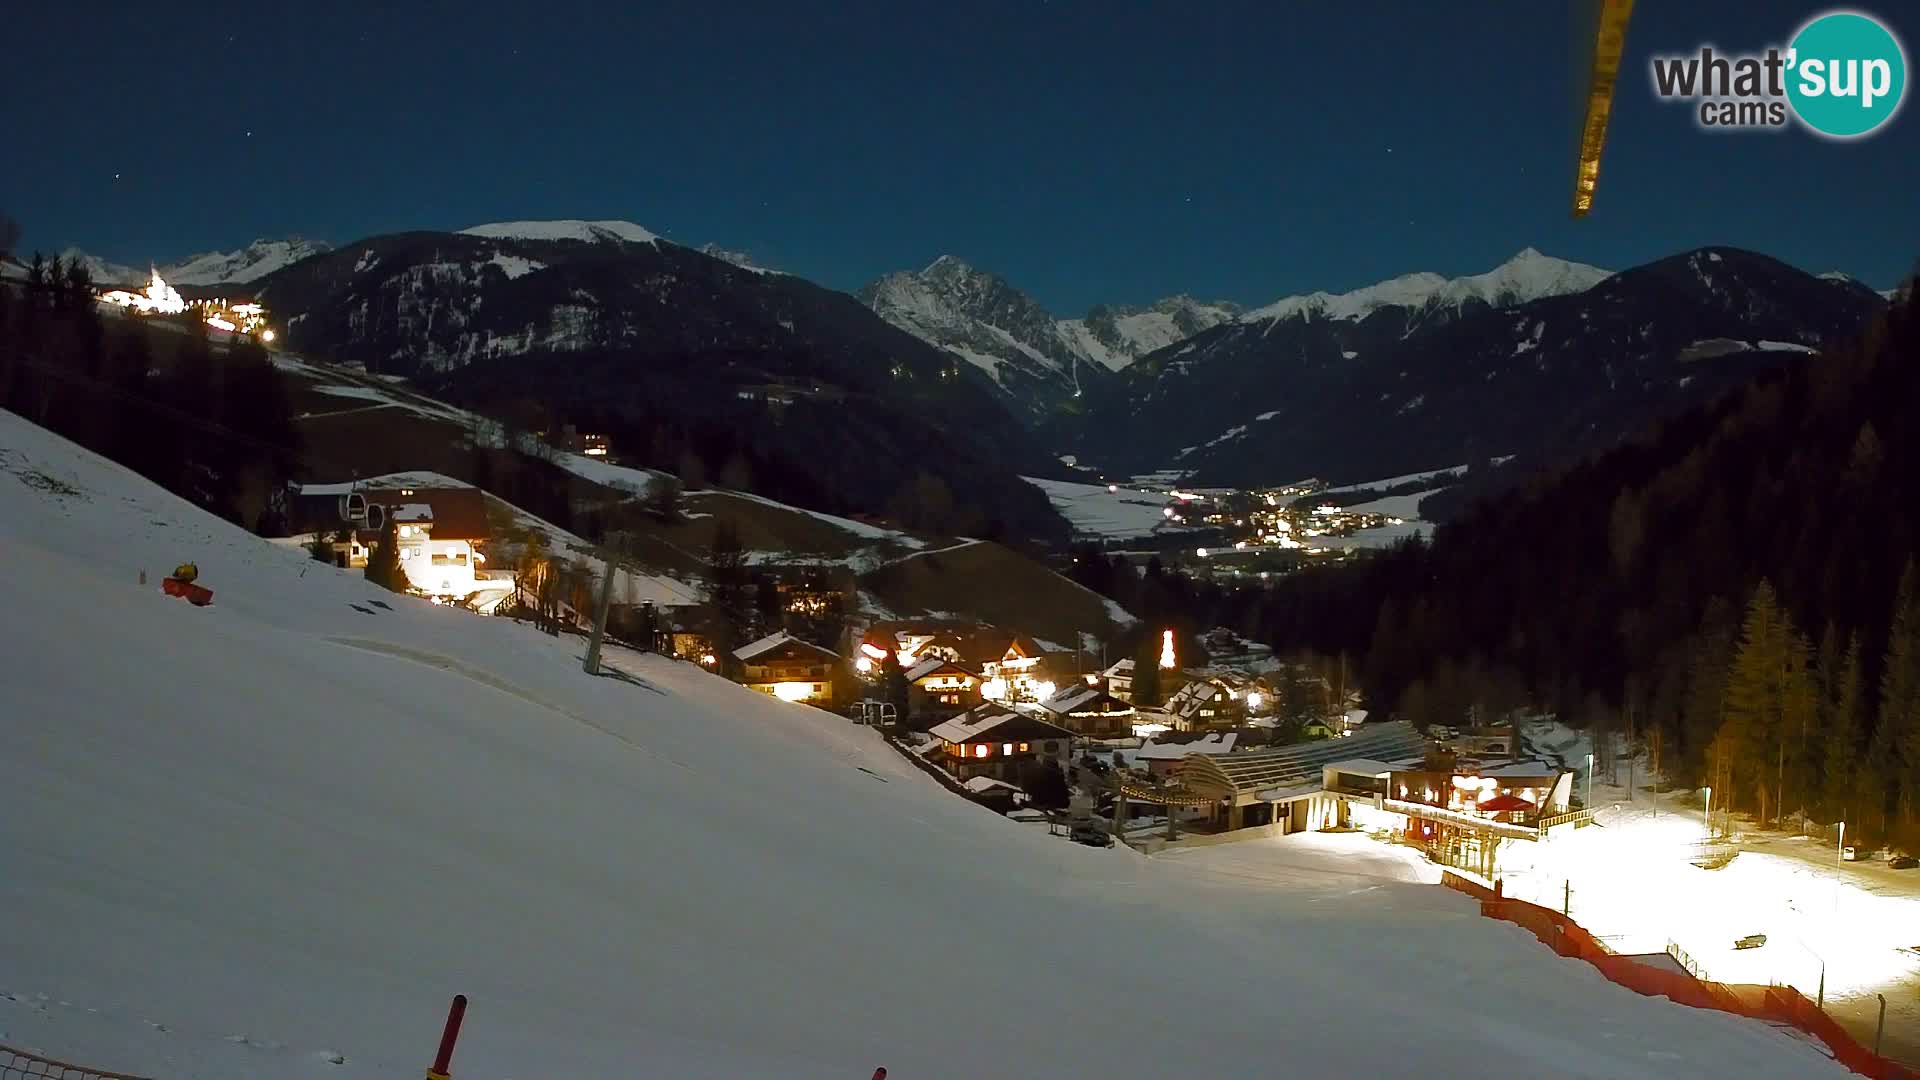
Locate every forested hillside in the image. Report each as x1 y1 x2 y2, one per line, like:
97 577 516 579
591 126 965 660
0 253 303 530
1245 280 1919 838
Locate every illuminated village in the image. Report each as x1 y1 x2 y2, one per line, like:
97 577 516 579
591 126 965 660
98 268 276 342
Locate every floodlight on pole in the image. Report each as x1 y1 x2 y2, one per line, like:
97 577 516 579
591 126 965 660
1586 752 1594 808
1839 821 1846 865
1704 786 1713 837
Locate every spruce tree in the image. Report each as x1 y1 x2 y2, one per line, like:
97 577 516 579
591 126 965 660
1826 632 1867 824
364 517 404 593
1885 562 1920 820
1720 581 1815 825
880 652 910 726
1132 635 1163 708
704 520 752 674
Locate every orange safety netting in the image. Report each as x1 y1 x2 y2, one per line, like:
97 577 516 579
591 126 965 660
1443 874 1918 1079
1 1044 152 1080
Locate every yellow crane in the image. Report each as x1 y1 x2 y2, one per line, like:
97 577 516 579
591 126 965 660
1572 0 1636 217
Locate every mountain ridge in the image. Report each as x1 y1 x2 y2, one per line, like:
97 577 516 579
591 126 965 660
1061 245 1889 491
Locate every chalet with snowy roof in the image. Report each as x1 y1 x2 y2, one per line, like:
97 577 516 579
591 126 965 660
733 632 843 708
1168 722 1578 874
1101 657 1136 702
859 620 1036 671
929 706 1076 783
1164 679 1239 731
903 657 983 726
980 634 1053 703
1035 683 1134 738
290 482 498 602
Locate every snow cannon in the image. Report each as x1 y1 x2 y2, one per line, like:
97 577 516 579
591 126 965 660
162 562 213 606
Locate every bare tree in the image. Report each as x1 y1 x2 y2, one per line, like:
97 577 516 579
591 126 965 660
0 214 20 263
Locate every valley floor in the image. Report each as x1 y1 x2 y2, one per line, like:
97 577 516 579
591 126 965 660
0 409 1851 1079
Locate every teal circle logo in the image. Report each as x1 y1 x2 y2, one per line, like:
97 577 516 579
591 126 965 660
1787 11 1907 138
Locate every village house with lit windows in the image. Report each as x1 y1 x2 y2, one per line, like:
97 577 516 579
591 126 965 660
902 657 984 727
288 483 506 606
1167 722 1577 877
733 632 844 708
1164 678 1241 731
1035 682 1134 738
928 705 1076 784
1100 657 1136 702
857 620 1071 706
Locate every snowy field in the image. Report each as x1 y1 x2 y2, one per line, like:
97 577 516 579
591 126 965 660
0 409 1850 1078
1022 476 1171 540
1496 781 1920 1066
1308 519 1431 551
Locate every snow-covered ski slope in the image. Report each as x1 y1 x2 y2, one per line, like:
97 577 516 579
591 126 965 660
0 410 1846 1078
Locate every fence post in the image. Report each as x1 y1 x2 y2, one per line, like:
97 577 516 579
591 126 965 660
427 994 467 1080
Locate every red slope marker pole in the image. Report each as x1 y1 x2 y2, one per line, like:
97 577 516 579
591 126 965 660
426 994 467 1080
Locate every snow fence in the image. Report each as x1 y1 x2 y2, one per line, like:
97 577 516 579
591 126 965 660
1443 873 1918 1079
1 1044 151 1080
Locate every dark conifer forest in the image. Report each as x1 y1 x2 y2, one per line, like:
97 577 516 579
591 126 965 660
1232 284 1920 837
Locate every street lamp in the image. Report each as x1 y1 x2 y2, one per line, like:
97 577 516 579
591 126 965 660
1704 785 1713 838
1586 752 1594 808
1839 820 1847 865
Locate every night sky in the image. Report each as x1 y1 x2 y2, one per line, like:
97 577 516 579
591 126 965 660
7 1 1915 311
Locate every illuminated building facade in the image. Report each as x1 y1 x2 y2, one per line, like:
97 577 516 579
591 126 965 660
928 706 1076 784
734 632 844 708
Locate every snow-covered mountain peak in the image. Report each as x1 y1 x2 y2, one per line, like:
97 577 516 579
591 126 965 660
1241 251 1609 325
861 258 1244 397
50 238 331 287
697 243 775 275
164 237 333 285
923 253 974 276
57 248 140 286
459 220 661 246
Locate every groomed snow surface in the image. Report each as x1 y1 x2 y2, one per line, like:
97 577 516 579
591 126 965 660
1021 476 1173 541
0 409 1850 1078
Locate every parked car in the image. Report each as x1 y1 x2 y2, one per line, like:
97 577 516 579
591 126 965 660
1069 822 1114 848
1890 855 1917 870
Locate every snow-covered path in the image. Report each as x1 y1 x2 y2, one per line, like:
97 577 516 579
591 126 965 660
0 410 1850 1079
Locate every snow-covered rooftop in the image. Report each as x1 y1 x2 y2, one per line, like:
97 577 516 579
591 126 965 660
1131 733 1238 761
1322 758 1398 776
725 626 833 661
